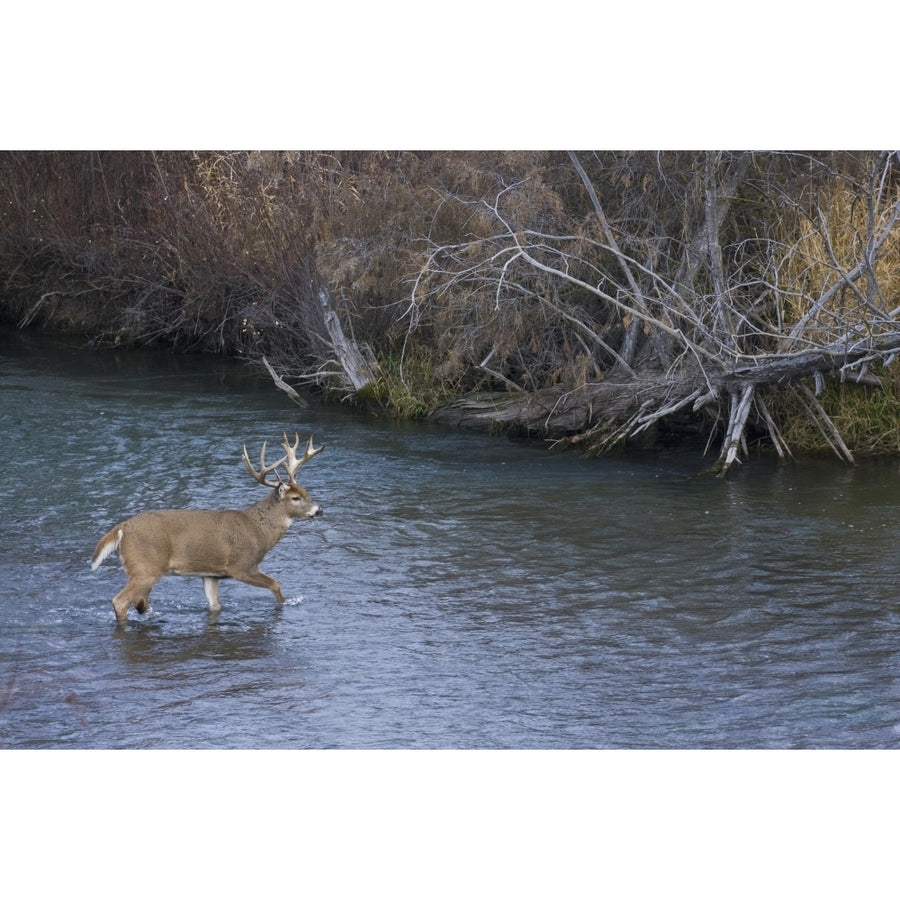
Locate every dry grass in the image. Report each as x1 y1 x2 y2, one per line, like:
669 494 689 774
772 162 900 341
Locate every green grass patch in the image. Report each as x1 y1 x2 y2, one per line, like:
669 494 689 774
768 373 900 456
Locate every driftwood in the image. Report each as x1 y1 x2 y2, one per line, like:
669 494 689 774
432 378 644 433
432 332 900 471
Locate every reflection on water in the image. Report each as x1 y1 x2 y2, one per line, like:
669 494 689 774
2 326 900 748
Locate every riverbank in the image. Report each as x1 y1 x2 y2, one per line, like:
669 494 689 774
2 151 899 465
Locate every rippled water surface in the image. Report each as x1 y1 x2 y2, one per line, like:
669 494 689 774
3 327 900 748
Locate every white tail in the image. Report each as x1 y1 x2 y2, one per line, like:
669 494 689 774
91 433 324 625
90 528 122 570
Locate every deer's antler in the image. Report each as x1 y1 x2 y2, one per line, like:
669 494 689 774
281 433 324 485
242 441 288 488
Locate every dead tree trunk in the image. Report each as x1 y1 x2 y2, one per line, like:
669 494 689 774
260 288 381 403
317 289 380 393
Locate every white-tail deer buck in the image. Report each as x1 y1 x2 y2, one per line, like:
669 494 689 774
91 433 324 624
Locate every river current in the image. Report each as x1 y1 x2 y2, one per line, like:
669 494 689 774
2 327 900 748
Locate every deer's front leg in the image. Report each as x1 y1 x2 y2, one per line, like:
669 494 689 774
232 567 286 604
203 577 221 612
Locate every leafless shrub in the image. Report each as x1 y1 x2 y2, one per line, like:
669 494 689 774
410 151 900 470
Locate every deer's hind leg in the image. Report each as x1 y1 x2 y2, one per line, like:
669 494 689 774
112 576 159 625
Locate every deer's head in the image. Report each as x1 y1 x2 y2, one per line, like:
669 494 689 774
242 433 324 519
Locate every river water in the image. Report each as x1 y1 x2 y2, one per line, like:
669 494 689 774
2 326 900 749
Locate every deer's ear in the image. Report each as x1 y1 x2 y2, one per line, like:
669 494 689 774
277 483 289 500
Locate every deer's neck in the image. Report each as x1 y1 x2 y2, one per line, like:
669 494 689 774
247 493 293 544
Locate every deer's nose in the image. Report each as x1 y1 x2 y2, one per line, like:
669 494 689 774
312 506 323 517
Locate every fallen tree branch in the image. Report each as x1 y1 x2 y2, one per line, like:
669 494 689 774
756 395 793 460
261 356 309 407
796 383 855 463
